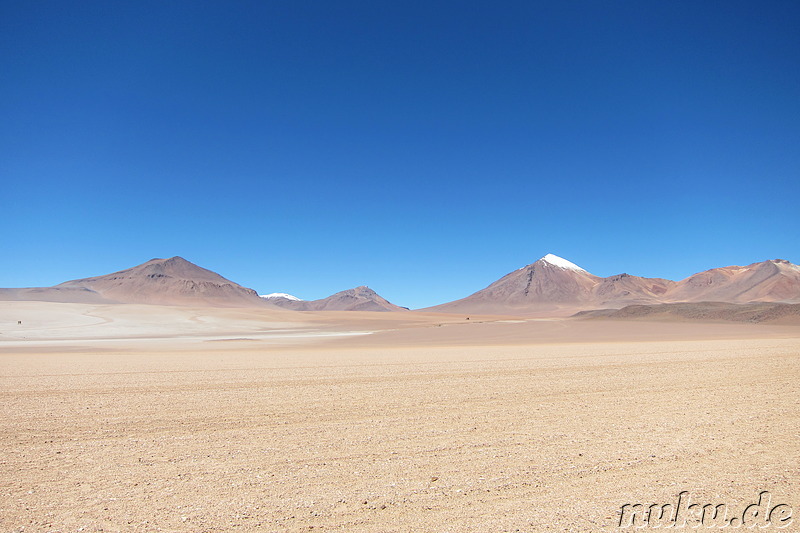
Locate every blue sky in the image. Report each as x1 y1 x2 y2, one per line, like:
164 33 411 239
2 1 798 309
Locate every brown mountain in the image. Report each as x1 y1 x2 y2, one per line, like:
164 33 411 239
590 273 675 308
265 286 407 312
427 254 601 314
426 255 800 315
2 257 270 308
667 259 800 303
427 254 673 314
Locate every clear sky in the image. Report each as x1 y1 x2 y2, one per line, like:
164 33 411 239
2 1 798 309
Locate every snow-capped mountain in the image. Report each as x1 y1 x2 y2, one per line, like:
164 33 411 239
260 293 303 301
428 254 601 314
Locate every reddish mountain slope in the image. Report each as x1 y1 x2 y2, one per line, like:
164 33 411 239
52 256 269 307
266 286 407 312
428 254 601 314
427 255 800 315
667 259 800 303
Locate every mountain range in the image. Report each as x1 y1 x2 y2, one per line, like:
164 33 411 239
0 257 404 311
426 254 800 315
2 254 799 314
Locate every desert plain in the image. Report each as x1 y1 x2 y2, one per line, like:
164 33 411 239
1 302 799 532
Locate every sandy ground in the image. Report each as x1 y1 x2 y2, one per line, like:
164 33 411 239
1 302 799 532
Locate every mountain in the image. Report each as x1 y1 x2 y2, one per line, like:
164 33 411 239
267 286 407 312
1 257 270 308
427 255 800 315
666 259 800 304
427 254 601 314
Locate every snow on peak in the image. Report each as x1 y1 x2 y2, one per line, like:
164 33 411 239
540 254 587 272
260 293 303 301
